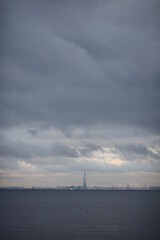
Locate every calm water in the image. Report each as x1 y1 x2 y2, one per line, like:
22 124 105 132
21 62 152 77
0 190 160 240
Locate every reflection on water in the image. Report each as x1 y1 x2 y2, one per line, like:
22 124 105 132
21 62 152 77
0 190 160 239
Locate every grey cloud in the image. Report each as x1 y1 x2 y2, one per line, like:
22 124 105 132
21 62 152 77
35 158 160 174
0 0 159 132
0 137 79 160
61 126 74 138
0 158 20 170
27 129 38 136
116 144 149 155
51 143 79 158
79 143 103 157
115 144 160 161
85 143 102 151
0 136 159 174
0 140 32 159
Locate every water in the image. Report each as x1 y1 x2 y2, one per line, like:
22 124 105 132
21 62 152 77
0 190 160 240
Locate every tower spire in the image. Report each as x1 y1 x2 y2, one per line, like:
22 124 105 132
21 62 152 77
83 170 87 189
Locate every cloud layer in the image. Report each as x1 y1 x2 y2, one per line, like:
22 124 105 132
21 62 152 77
0 0 160 187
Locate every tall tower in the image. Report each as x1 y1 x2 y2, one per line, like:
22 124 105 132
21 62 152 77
83 170 87 189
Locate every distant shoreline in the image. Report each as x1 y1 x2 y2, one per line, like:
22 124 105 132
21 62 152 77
0 187 160 191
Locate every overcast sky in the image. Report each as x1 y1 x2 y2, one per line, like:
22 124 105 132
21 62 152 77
0 0 160 187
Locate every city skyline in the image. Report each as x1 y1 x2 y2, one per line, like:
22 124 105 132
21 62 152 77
1 168 160 191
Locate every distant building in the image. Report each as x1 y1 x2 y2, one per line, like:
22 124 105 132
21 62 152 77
83 170 87 189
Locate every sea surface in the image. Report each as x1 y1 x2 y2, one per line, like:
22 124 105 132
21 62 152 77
0 190 160 240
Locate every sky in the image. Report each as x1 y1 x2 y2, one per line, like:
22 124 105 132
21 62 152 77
0 0 160 187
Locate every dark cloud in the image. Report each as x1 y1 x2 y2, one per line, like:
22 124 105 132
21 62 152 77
79 143 103 157
51 143 79 158
115 144 160 161
0 0 159 132
116 144 149 155
0 140 32 159
0 137 79 160
0 158 20 170
27 129 38 136
61 126 74 138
